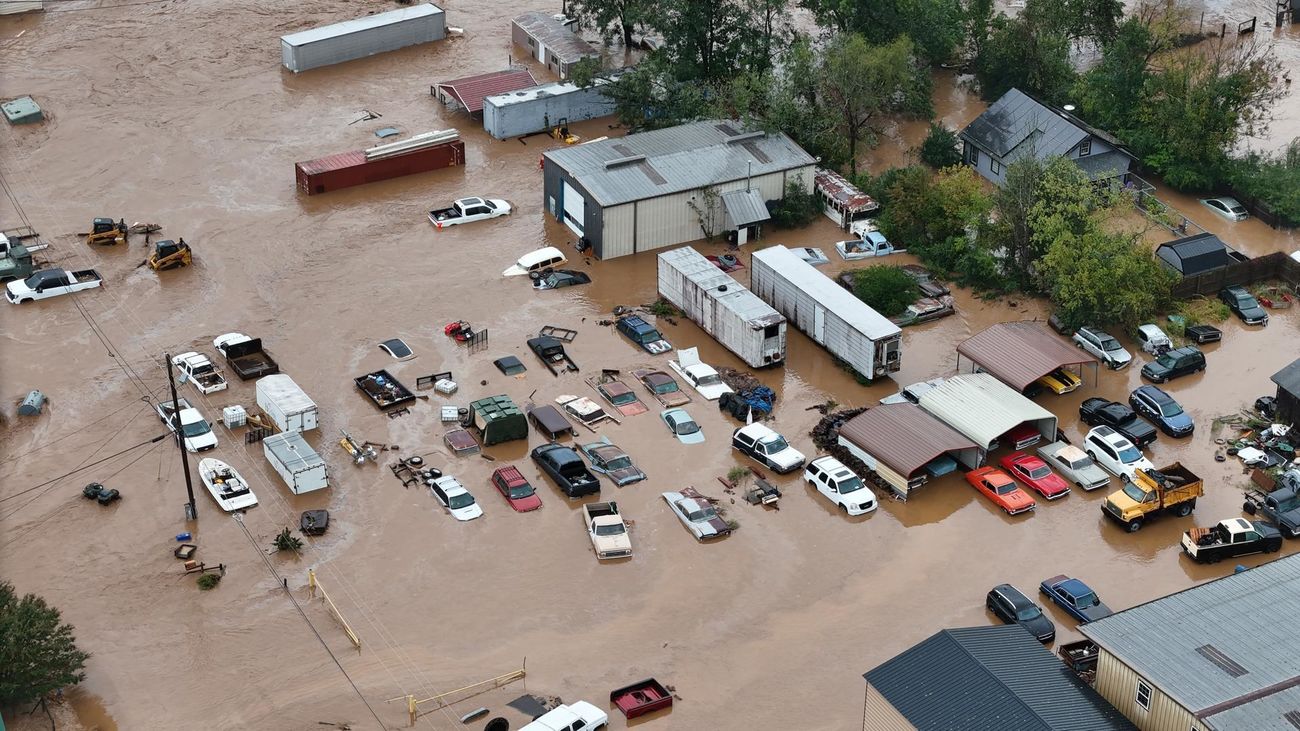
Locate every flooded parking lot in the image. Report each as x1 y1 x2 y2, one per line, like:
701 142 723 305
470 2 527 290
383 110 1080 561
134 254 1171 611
1 1 1298 729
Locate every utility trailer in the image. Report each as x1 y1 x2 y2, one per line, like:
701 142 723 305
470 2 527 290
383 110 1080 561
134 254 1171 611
657 246 786 368
750 245 902 381
263 431 329 494
354 369 416 410
213 333 280 380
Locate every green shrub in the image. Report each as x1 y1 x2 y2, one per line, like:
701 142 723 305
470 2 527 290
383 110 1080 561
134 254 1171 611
1173 296 1231 325
196 574 222 591
273 527 303 552
918 123 962 169
767 181 821 228
848 266 921 317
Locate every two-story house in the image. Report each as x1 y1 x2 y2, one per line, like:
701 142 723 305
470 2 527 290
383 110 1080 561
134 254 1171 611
959 88 1135 186
1081 553 1300 730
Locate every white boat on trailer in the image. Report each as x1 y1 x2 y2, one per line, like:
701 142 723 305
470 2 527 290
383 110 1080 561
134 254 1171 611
198 458 258 511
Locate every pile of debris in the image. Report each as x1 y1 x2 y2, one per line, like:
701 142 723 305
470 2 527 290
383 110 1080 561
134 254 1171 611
809 407 885 493
1212 398 1298 471
717 367 777 420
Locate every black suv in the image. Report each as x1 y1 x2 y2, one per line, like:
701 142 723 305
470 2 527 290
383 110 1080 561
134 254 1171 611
1079 398 1158 448
530 443 600 498
1219 286 1269 325
986 584 1055 643
1140 346 1205 383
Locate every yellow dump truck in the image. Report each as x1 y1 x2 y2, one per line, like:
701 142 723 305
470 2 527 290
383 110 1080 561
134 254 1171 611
1102 462 1203 532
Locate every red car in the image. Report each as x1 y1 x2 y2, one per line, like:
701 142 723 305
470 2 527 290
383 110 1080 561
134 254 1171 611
490 466 542 512
965 467 1036 515
1000 452 1071 500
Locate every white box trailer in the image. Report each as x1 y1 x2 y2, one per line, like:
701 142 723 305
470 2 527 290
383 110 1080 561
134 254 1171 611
263 432 329 494
750 246 902 381
256 374 319 433
280 3 446 73
657 248 787 368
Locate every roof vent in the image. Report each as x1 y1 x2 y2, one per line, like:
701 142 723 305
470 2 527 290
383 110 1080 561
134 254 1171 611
726 131 765 145
1196 644 1249 678
1282 710 1300 729
605 154 646 169
717 285 728 292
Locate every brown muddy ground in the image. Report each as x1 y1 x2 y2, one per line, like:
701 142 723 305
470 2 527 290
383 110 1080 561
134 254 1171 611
1 2 1298 730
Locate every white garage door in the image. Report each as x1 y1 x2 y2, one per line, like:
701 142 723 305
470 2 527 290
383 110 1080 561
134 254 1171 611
562 181 585 236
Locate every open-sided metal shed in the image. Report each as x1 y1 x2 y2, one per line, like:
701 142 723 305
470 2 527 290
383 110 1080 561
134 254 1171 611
435 69 538 115
917 374 1058 453
957 321 1098 393
837 404 981 499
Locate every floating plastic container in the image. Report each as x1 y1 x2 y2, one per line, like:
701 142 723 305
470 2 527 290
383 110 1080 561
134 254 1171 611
2 96 43 125
435 378 458 394
18 389 44 415
441 405 461 422
223 404 248 428
176 532 192 541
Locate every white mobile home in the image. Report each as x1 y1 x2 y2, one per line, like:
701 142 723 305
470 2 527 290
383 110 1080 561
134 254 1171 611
657 247 786 368
750 246 902 381
280 4 446 73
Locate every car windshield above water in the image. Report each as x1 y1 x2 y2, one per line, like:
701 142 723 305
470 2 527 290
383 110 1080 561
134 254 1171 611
1122 481 1149 502
182 420 211 437
509 484 534 499
838 476 865 494
761 435 789 453
448 493 476 509
595 523 626 536
1117 443 1142 463
1016 605 1042 621
1100 336 1123 351
675 419 700 435
1027 465 1052 480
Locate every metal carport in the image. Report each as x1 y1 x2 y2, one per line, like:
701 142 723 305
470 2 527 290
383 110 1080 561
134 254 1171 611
956 321 1098 392
837 404 981 500
917 374 1058 453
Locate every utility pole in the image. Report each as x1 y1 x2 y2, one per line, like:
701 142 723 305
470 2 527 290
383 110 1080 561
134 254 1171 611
164 353 198 521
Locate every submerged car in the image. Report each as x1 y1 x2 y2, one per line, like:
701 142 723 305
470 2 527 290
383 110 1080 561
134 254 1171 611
1039 575 1113 623
1200 196 1249 221
733 423 806 474
1135 324 1173 355
965 466 1036 515
532 269 591 290
1079 398 1158 448
579 438 647 486
667 348 733 401
662 490 732 540
429 476 484 521
616 315 672 354
1083 426 1154 480
1073 326 1132 369
490 466 542 512
591 379 649 417
999 452 1070 500
634 368 691 407
661 408 705 444
791 247 830 266
1141 346 1206 383
986 584 1055 643
1129 385 1194 437
1219 286 1268 325
805 456 877 515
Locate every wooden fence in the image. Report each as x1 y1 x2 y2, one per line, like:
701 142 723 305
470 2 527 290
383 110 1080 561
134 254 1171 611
1171 251 1300 298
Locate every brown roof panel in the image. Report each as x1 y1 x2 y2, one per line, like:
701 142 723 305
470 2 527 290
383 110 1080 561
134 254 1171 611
838 404 978 477
958 321 1098 392
437 69 538 113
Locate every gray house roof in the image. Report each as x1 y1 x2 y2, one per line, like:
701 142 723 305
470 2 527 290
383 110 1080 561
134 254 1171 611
961 88 1132 164
1271 358 1300 396
543 120 816 207
1156 233 1236 276
1080 553 1300 724
865 625 1135 731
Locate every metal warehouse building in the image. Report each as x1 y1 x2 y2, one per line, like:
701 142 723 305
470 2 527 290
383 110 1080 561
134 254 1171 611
917 374 1058 458
838 404 980 500
483 74 620 140
541 120 817 259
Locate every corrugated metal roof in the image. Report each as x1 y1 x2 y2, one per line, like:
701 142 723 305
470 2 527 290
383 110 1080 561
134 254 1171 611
961 88 1088 159
865 625 1136 731
917 373 1056 449
295 150 366 175
838 404 977 476
1155 233 1235 276
512 12 599 65
814 167 878 213
1073 151 1130 180
1202 682 1300 730
1272 358 1300 396
750 245 900 339
543 120 816 207
282 3 444 47
437 69 538 113
957 322 1098 391
1080 554 1300 717
721 189 770 227
657 247 785 326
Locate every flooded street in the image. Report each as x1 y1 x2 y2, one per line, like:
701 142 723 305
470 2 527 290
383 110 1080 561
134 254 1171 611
1 2 1299 730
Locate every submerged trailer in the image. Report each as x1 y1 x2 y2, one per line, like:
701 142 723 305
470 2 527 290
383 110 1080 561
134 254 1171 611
280 3 446 73
814 168 878 231
656 247 786 368
750 246 902 381
263 432 329 494
256 374 319 433
296 132 465 195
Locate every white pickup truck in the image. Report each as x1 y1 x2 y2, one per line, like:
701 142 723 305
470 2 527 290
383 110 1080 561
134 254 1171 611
427 197 511 228
667 347 734 401
6 268 102 304
171 352 228 395
584 501 632 560
156 398 218 453
520 701 608 731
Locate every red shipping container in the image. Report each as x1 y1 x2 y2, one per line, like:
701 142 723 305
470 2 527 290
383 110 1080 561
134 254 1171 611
295 140 466 195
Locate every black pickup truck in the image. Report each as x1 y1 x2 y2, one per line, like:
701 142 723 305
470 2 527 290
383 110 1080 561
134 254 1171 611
213 333 280 380
1243 481 1300 538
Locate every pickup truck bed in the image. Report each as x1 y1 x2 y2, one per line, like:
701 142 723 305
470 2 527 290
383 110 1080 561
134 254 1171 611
220 337 280 380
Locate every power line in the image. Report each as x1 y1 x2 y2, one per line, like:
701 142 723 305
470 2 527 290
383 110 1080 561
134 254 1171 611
0 401 150 467
0 433 168 504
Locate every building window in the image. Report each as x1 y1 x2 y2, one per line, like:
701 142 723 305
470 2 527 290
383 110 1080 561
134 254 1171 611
990 158 1001 175
970 147 980 166
1136 680 1152 710
527 37 536 48
1079 139 1093 157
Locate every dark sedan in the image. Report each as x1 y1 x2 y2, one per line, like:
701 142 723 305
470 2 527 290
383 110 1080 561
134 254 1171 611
1129 385 1194 437
986 584 1055 643
1079 398 1157 448
533 269 592 290
1219 286 1268 325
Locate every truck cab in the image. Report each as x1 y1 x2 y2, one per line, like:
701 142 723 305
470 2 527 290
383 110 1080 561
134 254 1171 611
616 315 672 354
6 268 102 303
1103 462 1202 532
0 233 35 282
520 701 609 731
1181 518 1282 563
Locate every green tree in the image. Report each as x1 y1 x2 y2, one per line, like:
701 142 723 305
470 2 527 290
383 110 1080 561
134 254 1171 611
1224 139 1300 227
849 266 921 317
653 0 748 81
0 581 90 706
1038 229 1175 329
567 0 652 47
602 61 711 130
974 15 1075 102
1073 18 1157 134
767 181 821 228
918 123 962 168
800 0 964 62
1022 0 1124 46
567 57 603 89
820 34 931 175
741 0 791 73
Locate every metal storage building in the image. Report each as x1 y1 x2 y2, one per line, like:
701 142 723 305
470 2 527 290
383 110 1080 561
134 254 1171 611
749 245 902 381
511 12 599 80
483 75 619 140
957 321 1098 392
837 404 980 500
280 4 446 73
541 120 816 259
917 374 1057 454
434 69 538 115
656 247 786 368
0 0 43 15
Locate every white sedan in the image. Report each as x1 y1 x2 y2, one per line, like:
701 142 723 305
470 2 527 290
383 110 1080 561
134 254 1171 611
662 490 733 540
1083 426 1154 480
667 347 733 401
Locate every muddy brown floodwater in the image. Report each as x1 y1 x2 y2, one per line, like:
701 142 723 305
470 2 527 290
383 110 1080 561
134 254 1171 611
1 2 1298 730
